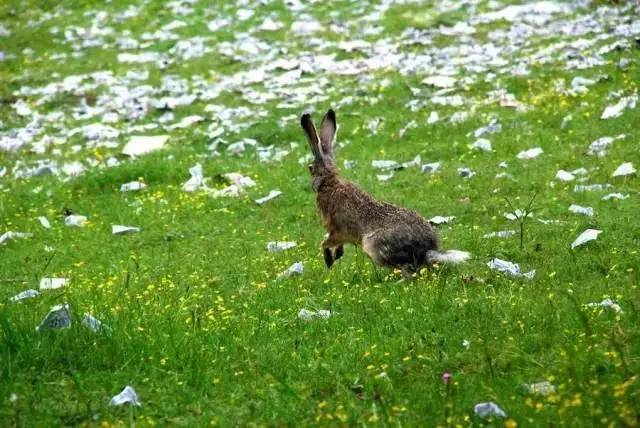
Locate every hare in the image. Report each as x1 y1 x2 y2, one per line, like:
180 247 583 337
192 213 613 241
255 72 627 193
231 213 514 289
301 108 470 277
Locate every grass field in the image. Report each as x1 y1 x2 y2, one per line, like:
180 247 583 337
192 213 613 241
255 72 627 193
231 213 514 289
1 0 639 426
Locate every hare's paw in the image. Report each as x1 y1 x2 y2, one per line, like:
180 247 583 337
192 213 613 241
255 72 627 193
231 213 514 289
323 248 334 268
334 245 344 261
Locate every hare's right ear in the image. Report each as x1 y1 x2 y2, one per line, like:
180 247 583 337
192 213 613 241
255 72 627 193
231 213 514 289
301 113 322 160
319 109 337 157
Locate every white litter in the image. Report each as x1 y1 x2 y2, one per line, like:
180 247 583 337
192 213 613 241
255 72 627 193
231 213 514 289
182 163 207 192
255 190 283 205
376 174 393 182
571 229 602 249
602 193 628 201
504 209 530 221
474 402 507 418
427 111 439 124
483 230 515 238
586 298 623 314
401 155 422 169
587 135 624 157
612 162 636 177
82 313 110 333
298 309 332 321
568 205 594 217
120 181 146 192
574 184 611 192
9 289 39 302
524 381 556 396
422 75 456 88
601 95 638 119
39 278 68 290
65 215 87 227
516 147 543 160
372 160 400 171
122 135 168 156
470 138 492 152
39 216 51 229
278 262 303 279
421 162 441 173
109 386 141 407
429 216 455 225
555 170 575 182
487 258 535 279
112 225 140 235
36 304 71 331
267 241 297 252
0 231 32 245
458 167 475 178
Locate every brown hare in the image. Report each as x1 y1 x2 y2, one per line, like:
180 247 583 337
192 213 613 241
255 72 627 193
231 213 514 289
301 108 470 277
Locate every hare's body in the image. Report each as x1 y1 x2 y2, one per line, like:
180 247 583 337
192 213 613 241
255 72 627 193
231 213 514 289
301 109 469 275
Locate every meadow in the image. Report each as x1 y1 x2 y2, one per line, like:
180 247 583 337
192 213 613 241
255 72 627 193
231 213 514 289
1 0 639 426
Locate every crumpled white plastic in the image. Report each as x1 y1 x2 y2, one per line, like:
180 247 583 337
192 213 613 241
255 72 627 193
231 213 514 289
524 381 556 395
429 216 455 225
9 289 39 302
120 181 146 192
474 402 506 418
122 135 168 156
278 262 303 279
267 241 297 252
37 304 71 331
112 225 140 235
571 229 601 249
568 205 594 217
109 386 141 407
586 298 623 313
487 258 535 279
516 147 543 160
65 215 87 227
612 162 636 177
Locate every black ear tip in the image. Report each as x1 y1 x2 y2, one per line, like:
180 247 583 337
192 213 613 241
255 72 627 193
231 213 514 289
301 113 311 126
327 109 336 120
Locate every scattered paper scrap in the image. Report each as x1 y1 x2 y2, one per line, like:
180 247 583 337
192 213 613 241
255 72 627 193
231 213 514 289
267 241 297 252
83 313 110 333
483 230 515 238
429 216 455 225
120 181 146 192
421 162 441 173
602 193 628 201
571 229 602 249
9 289 39 302
555 170 575 182
516 147 543 160
586 298 623 313
65 215 87 227
39 277 68 290
524 381 556 396
182 163 206 192
255 190 282 205
612 162 636 177
0 231 32 245
568 205 594 217
112 225 140 235
601 95 638 119
278 262 303 279
109 386 141 407
38 216 51 229
298 309 332 321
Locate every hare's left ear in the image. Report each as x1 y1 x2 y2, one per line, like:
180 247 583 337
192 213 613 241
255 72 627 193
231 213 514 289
301 113 323 162
319 109 337 157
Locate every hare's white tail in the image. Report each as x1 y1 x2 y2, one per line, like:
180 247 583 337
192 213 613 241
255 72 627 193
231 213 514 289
427 250 471 264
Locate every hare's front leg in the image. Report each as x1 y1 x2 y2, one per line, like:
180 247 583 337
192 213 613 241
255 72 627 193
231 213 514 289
322 232 344 268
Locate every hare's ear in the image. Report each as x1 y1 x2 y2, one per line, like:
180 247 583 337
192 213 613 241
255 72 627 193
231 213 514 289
301 113 322 160
319 109 337 157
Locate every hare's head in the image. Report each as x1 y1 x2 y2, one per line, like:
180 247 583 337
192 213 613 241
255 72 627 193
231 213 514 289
300 109 338 192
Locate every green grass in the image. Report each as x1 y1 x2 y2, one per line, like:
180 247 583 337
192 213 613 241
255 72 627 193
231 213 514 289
1 0 640 426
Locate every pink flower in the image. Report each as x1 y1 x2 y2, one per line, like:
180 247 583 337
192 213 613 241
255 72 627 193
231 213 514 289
442 372 452 384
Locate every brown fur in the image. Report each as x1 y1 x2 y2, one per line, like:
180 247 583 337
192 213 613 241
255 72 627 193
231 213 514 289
301 109 448 274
